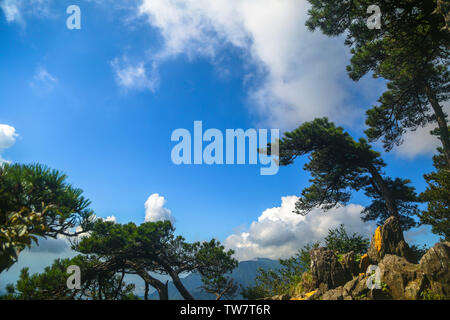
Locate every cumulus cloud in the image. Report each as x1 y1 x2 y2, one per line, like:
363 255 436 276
225 196 375 261
0 124 18 163
138 0 370 128
144 193 174 223
394 100 450 159
103 215 117 223
111 57 159 92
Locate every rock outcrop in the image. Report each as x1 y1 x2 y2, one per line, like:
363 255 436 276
309 247 352 291
378 254 426 299
419 241 450 297
340 251 360 277
367 216 412 263
286 217 450 300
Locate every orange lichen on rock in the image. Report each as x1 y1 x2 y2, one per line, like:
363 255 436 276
374 226 382 252
291 290 317 300
305 290 317 298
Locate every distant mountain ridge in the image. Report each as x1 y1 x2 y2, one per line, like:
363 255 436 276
149 258 280 300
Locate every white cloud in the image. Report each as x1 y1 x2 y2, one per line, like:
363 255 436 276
71 215 117 240
0 0 52 25
111 57 159 92
104 215 117 223
0 124 18 163
138 0 369 128
144 193 174 223
0 0 21 23
225 196 375 261
394 100 450 159
30 67 58 93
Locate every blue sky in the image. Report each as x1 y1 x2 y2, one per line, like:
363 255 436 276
0 0 444 288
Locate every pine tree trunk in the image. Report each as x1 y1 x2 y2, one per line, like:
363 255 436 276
367 164 399 218
170 271 194 300
126 261 169 300
144 281 149 300
425 85 450 168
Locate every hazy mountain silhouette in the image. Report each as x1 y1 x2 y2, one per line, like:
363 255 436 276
148 258 280 300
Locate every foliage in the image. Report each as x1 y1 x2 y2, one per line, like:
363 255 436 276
75 220 237 300
196 239 238 300
362 177 420 230
200 275 238 300
267 118 420 230
241 242 319 300
2 255 137 300
420 146 450 241
420 288 445 300
0 207 46 273
0 163 94 273
409 244 429 264
306 0 450 167
324 224 369 255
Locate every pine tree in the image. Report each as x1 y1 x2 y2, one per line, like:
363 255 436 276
306 0 450 167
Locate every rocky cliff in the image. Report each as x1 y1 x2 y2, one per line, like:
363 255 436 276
270 217 449 300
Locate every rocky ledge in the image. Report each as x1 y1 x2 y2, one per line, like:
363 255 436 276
271 217 449 300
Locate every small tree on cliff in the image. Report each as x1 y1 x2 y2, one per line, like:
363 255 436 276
241 242 319 300
325 224 369 255
265 118 420 230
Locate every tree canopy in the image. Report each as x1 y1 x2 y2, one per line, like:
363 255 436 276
324 224 369 255
420 146 450 240
306 0 450 168
75 220 238 300
0 163 94 273
268 118 420 230
2 255 137 300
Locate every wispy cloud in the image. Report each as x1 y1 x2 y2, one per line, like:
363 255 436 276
136 0 375 129
393 100 450 159
0 0 53 25
111 57 159 92
0 0 21 23
30 67 58 93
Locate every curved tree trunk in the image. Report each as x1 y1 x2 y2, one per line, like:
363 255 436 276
367 164 399 218
425 85 450 168
170 271 194 300
125 261 169 300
